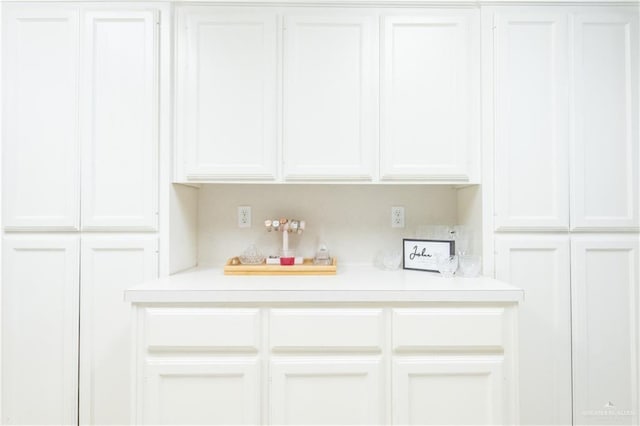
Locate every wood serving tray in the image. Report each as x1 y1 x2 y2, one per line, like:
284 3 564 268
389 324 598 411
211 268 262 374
224 257 337 276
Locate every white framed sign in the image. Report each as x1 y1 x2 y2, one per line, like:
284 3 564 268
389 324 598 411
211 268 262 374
402 239 455 272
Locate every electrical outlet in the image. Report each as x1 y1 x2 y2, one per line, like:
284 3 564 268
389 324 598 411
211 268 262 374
391 206 405 228
238 206 251 228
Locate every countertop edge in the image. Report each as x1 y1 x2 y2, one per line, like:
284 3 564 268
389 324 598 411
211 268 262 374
125 266 524 304
126 289 524 304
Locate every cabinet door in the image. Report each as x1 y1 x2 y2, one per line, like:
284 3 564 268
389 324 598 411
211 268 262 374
142 359 260 425
495 235 572 425
176 8 277 181
571 235 639 425
2 236 79 425
80 10 159 230
271 357 384 425
282 14 376 180
570 10 639 230
380 11 479 181
493 9 569 231
392 357 504 425
79 236 158 425
2 5 80 230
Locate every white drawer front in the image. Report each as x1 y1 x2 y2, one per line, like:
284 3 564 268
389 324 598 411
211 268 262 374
392 308 505 351
270 309 384 351
144 308 260 351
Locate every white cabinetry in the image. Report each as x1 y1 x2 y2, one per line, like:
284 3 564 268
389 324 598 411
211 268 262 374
80 10 159 230
380 11 479 181
3 4 159 231
2 3 164 424
571 235 639 425
2 236 80 425
79 236 158 425
487 6 639 425
175 7 278 181
136 307 261 425
493 9 569 231
143 360 260 425
495 236 572 425
3 6 80 230
393 358 504 425
269 308 385 424
1 235 160 426
391 307 516 424
283 13 376 180
570 10 639 231
174 6 480 183
131 301 519 425
271 358 383 425
492 7 638 232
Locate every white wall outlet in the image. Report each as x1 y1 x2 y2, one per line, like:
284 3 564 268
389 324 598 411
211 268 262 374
238 206 251 228
391 206 405 228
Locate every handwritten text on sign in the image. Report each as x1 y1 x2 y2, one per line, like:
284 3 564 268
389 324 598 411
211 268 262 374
402 239 455 272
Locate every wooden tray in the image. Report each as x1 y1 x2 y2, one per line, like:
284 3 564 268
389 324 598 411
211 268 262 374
224 257 337 276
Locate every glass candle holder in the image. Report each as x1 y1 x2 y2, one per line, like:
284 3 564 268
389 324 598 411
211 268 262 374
437 255 458 278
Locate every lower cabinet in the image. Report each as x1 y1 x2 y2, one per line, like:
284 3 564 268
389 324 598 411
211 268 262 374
1 235 158 425
391 307 516 425
2 235 80 425
142 359 260 425
271 357 384 425
571 235 639 425
269 308 385 424
495 235 572 425
131 305 519 425
79 236 158 425
495 233 640 425
392 357 504 425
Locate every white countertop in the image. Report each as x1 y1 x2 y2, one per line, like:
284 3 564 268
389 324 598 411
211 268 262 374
126 265 524 303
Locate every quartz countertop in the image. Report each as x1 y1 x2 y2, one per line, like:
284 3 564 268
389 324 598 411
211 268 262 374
125 265 523 303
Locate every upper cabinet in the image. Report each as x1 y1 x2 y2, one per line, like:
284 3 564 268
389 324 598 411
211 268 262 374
3 5 80 230
282 13 376 181
492 9 570 231
80 10 159 231
380 11 480 182
175 7 278 181
490 6 639 232
2 4 160 231
570 9 639 231
173 6 480 183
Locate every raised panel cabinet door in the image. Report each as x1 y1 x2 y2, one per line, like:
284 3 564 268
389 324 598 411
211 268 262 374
1 235 80 425
571 235 639 425
270 357 384 425
2 5 80 230
493 9 570 231
142 359 260 425
380 11 480 181
495 235 572 425
176 7 277 181
392 357 505 425
570 9 639 230
282 13 376 180
81 10 159 230
79 236 158 426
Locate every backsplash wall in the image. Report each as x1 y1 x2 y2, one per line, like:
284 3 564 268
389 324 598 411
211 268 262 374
197 184 460 266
